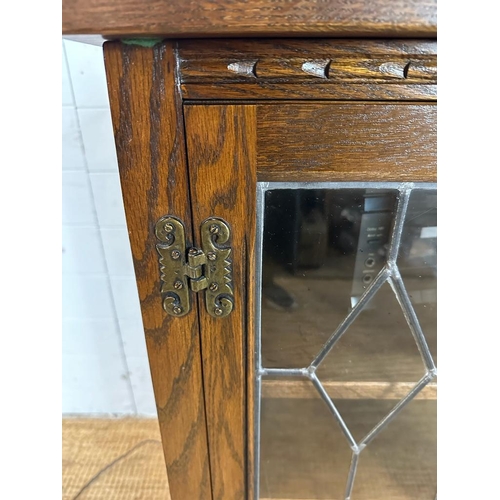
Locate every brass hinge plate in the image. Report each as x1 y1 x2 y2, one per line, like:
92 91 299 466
155 216 191 317
200 217 234 318
155 215 234 318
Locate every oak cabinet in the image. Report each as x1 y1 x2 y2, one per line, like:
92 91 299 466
103 37 436 500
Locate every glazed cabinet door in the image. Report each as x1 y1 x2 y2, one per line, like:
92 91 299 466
184 102 437 500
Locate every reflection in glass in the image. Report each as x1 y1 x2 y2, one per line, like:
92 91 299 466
398 190 437 364
257 183 437 500
315 282 425 384
351 400 437 500
261 188 399 370
260 377 351 499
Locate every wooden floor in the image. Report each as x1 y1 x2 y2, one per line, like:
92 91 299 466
62 418 170 500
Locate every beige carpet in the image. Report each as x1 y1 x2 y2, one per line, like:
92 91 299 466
62 418 170 500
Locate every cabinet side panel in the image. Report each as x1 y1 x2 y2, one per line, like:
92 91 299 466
104 41 212 500
184 105 257 500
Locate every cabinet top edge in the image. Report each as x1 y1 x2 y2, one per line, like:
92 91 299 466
62 0 436 40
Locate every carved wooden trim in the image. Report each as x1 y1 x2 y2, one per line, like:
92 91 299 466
178 39 437 84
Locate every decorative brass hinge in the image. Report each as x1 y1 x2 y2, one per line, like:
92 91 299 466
155 216 234 318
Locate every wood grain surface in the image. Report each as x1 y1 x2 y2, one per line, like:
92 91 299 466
184 105 257 500
63 0 437 37
103 42 212 500
256 103 436 182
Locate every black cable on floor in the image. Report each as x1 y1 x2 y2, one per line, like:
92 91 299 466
71 439 162 499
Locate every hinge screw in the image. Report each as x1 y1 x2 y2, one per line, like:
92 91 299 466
214 307 223 316
173 306 182 315
207 252 217 261
163 222 174 232
188 248 199 256
209 282 218 291
174 280 183 290
171 249 181 260
209 224 220 234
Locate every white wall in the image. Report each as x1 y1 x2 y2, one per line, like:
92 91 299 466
62 40 156 416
